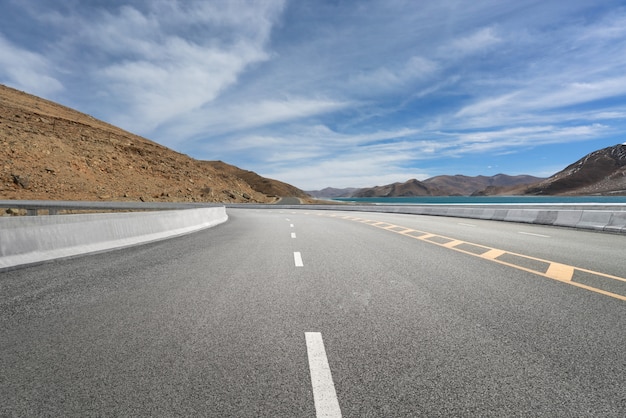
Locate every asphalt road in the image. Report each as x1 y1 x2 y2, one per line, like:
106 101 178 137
1 208 625 417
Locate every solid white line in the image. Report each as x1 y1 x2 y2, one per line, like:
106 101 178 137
291 232 297 238
305 332 342 418
294 252 304 267
458 222 476 227
518 231 550 238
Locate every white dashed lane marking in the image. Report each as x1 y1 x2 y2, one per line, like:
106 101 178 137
305 332 342 417
294 252 304 267
518 231 550 238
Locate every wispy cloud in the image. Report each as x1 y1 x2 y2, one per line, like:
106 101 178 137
154 97 351 150
0 35 63 96
448 124 610 154
441 27 502 57
348 56 438 94
10 1 286 134
101 38 270 133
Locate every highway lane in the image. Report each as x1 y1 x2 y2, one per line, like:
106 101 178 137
326 210 626 278
311 210 626 298
1 208 625 416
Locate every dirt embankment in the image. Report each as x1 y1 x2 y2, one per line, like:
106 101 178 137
0 84 309 204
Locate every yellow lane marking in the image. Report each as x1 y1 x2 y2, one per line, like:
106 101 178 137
320 212 626 302
545 263 575 282
481 249 506 260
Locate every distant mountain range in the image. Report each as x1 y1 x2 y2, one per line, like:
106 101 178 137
307 174 544 198
307 144 626 198
307 187 360 199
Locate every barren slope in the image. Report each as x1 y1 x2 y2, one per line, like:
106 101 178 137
353 178 433 197
0 84 307 203
525 144 626 195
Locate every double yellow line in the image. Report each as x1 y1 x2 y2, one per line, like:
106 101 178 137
323 213 626 302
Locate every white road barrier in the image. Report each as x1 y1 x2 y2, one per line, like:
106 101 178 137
0 207 227 270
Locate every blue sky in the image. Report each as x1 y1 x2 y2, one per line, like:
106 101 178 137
2 0 626 190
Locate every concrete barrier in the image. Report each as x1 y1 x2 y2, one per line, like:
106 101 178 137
504 209 539 224
576 211 614 231
227 203 626 233
603 212 626 233
0 207 227 270
552 210 584 228
535 210 559 225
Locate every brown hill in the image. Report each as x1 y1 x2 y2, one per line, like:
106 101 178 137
306 187 359 198
352 174 543 197
423 174 543 196
525 144 626 195
0 84 308 203
353 178 433 197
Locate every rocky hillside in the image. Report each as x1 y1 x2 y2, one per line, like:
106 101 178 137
352 179 431 197
306 187 359 199
0 84 309 203
423 174 543 196
525 144 626 195
350 174 543 197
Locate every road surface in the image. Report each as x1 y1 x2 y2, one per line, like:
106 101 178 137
1 208 625 416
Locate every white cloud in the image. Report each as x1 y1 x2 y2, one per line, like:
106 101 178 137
263 155 431 190
454 74 626 130
451 9 626 132
577 11 626 41
348 55 438 93
101 37 269 133
222 98 351 132
39 1 287 134
212 125 430 189
154 97 352 149
441 27 502 57
525 77 626 110
0 35 63 97
219 125 422 157
455 92 520 118
445 123 609 155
